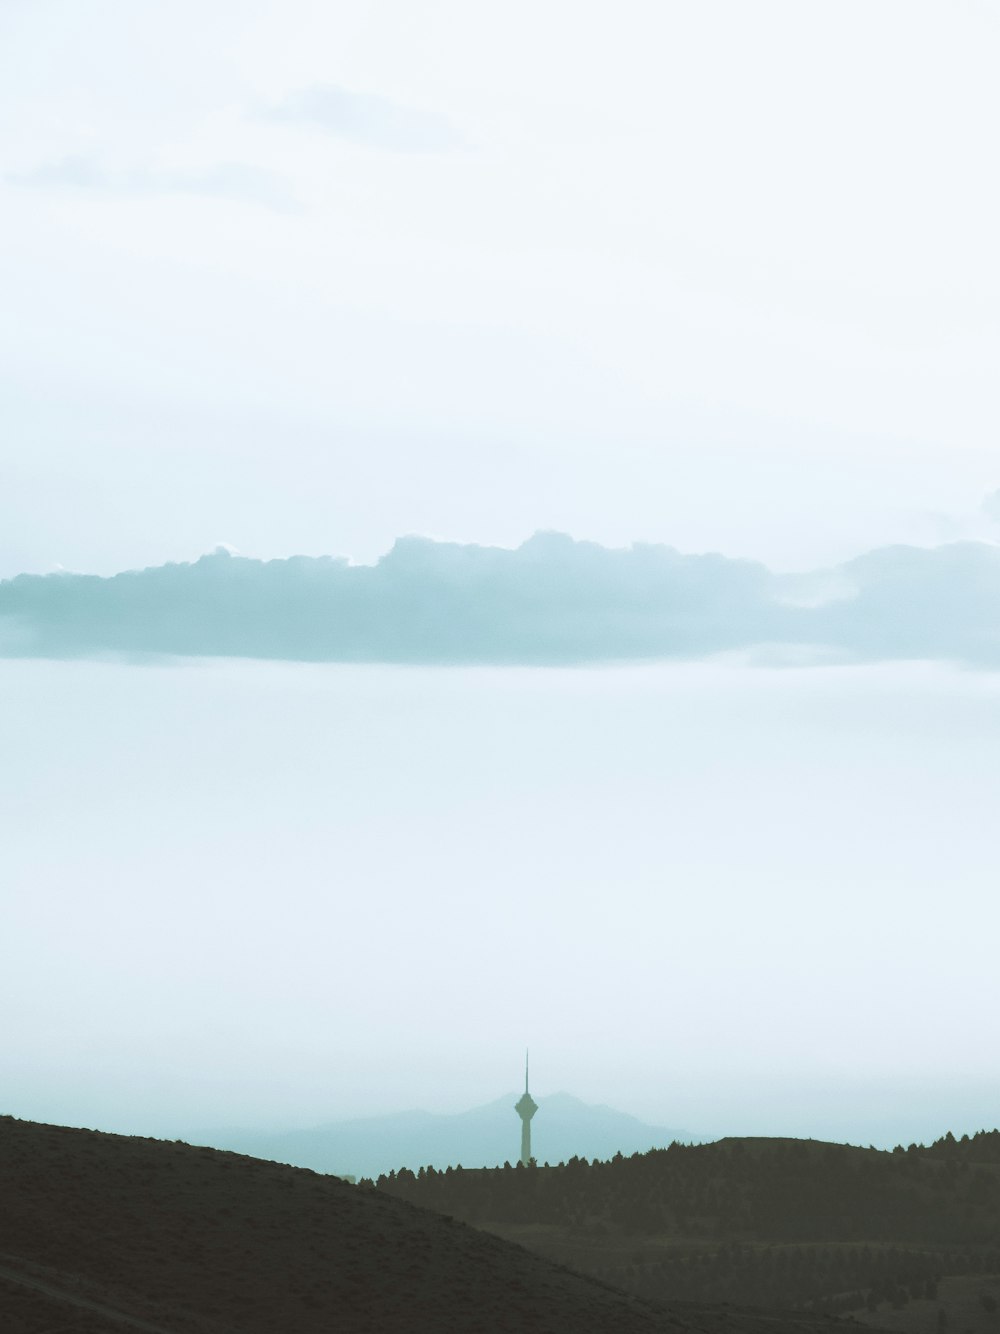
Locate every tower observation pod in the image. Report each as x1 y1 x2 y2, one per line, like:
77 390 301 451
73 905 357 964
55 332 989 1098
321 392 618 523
514 1050 537 1166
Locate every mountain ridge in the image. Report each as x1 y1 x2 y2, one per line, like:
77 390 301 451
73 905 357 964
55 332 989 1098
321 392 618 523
5 532 1000 665
197 1091 698 1179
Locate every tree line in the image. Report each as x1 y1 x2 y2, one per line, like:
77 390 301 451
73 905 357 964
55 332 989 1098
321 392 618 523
369 1130 1000 1312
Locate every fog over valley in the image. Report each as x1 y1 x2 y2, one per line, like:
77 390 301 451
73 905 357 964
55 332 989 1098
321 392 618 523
3 651 997 1147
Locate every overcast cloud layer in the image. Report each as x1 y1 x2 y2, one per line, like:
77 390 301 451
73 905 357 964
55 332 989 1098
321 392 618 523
3 533 999 667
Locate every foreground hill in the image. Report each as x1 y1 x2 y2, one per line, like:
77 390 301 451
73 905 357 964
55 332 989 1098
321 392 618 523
0 1115 848 1334
378 1132 1000 1319
206 1091 696 1179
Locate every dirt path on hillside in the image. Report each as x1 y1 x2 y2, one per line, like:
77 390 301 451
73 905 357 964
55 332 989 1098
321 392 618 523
0 1257 180 1334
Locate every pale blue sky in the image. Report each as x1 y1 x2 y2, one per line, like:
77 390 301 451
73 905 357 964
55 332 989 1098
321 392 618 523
2 3 999 1148
2 0 999 576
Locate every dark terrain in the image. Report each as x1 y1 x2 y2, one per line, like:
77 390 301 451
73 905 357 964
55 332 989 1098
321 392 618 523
377 1132 1000 1326
0 1115 857 1334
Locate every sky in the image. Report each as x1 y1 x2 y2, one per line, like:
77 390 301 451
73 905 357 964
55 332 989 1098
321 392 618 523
2 0 999 576
2 2 1000 1150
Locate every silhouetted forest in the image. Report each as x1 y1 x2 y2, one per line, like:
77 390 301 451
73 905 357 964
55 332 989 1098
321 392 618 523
374 1132 1000 1314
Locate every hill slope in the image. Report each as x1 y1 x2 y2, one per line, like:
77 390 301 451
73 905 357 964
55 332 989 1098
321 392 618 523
378 1132 1000 1316
0 1115 845 1334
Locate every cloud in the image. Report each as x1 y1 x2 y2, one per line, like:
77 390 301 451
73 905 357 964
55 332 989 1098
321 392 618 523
982 490 1000 525
3 532 1000 667
264 84 464 153
9 157 299 212
13 156 110 189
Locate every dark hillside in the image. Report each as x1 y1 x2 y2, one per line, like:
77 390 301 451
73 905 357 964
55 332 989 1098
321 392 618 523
0 1115 855 1334
377 1133 1000 1317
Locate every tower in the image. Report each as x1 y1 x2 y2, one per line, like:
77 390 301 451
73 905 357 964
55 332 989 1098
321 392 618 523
514 1049 537 1166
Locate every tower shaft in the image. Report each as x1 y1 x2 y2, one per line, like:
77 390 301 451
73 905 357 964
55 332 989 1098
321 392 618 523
514 1050 537 1166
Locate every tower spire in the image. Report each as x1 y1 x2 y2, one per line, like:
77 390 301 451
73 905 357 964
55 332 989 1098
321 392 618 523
515 1050 538 1166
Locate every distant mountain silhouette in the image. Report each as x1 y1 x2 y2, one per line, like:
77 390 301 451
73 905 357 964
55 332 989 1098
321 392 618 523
0 1114 853 1334
6 533 1000 666
201 1092 697 1179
